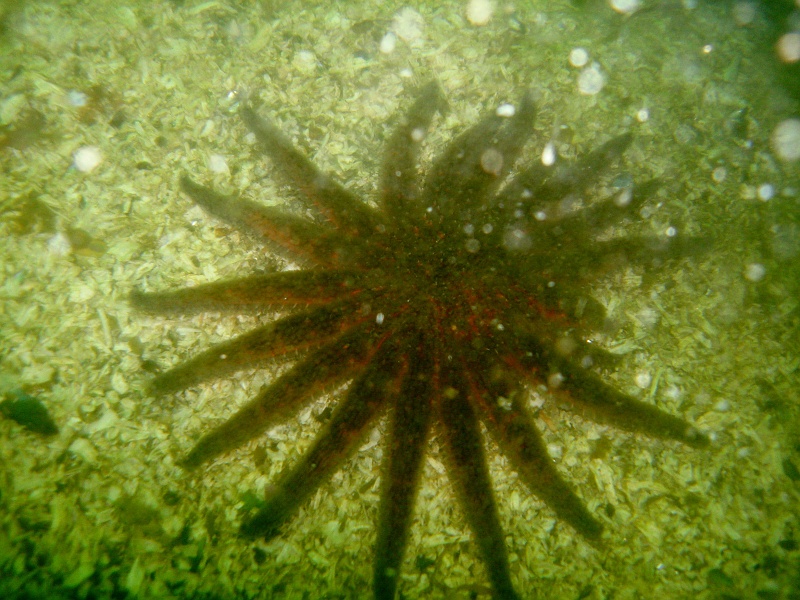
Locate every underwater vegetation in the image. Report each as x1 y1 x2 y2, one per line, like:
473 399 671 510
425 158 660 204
132 82 709 599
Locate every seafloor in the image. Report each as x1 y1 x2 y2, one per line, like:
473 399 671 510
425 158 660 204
1 0 799 599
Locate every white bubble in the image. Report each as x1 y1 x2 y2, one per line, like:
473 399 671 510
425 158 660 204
732 1 756 26
578 63 605 95
712 166 727 182
480 148 503 175
376 312 385 325
614 187 632 207
410 126 426 142
465 238 481 253
496 103 515 117
757 183 775 201
636 107 649 123
466 0 494 26
772 118 800 162
541 142 556 166
777 32 800 63
73 146 102 173
481 223 493 234
610 0 641 14
569 47 589 68
744 262 766 282
502 227 531 251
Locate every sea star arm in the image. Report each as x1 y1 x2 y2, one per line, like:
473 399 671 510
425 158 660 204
555 359 709 448
471 368 603 541
240 339 399 539
373 334 434 600
181 327 377 470
180 176 356 266
147 300 368 395
380 81 443 228
240 105 381 238
438 362 520 600
131 270 365 314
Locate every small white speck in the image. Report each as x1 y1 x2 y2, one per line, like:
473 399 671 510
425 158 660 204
541 142 556 166
733 1 757 26
68 90 88 107
496 103 515 117
502 227 531 252
665 226 677 237
634 371 652 389
73 146 102 173
399 67 414 78
535 210 547 221
712 166 727 182
744 262 766 282
546 443 563 460
209 153 229 174
376 312 385 325
610 0 641 15
392 7 424 43
578 63 605 95
614 187 633 207
410 126 425 142
771 118 800 162
568 47 589 68
481 223 493 234
466 0 494 26
293 50 317 73
219 354 228 360
463 223 475 235
757 183 775 201
48 232 72 256
465 238 481 253
379 32 397 54
714 399 730 411
480 148 503 175
636 107 649 123
777 32 800 64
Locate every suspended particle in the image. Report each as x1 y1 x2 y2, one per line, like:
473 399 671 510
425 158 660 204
480 148 503 175
541 142 556 166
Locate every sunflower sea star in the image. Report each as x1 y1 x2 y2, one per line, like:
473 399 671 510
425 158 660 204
132 82 708 599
